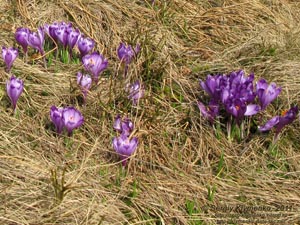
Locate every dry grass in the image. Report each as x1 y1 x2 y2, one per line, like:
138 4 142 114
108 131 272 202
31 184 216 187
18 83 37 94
1 0 300 224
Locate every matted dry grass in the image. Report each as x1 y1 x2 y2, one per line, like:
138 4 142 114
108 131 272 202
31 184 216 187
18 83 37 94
1 0 300 224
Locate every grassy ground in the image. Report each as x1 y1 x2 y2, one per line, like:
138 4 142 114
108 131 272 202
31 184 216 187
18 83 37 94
1 0 300 224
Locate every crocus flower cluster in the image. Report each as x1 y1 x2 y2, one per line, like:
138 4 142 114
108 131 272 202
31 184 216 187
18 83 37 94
198 70 297 141
50 106 84 136
44 22 95 59
117 42 140 76
15 21 96 64
112 115 138 167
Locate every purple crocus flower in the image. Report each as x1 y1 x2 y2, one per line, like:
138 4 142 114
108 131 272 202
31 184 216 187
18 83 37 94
82 52 108 83
77 36 95 57
6 75 24 112
112 134 138 167
77 72 92 102
67 28 80 54
256 79 281 110
62 107 84 136
15 27 29 56
47 22 60 43
259 106 298 141
27 27 45 55
50 106 65 134
113 115 134 136
2 46 18 73
117 43 140 76
197 100 219 123
127 80 145 105
200 74 222 100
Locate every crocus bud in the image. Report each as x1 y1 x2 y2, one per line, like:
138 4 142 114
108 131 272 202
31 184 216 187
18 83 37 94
113 134 138 167
62 107 84 136
15 27 29 55
82 52 108 83
50 106 65 134
6 75 24 112
2 46 18 73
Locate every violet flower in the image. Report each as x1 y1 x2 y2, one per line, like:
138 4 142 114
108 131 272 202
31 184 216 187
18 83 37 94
67 28 80 56
6 75 24 112
259 106 298 141
2 46 18 73
197 100 219 123
113 115 134 136
55 22 72 49
50 106 65 134
256 79 281 110
27 27 45 55
62 107 84 136
117 42 140 76
77 36 95 57
113 134 138 167
82 52 108 83
127 80 145 105
77 72 92 102
15 27 29 57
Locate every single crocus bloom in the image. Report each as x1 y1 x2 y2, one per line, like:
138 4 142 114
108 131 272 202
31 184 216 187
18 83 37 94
256 79 281 110
113 115 134 136
112 134 138 167
50 106 65 134
27 27 45 55
127 80 145 105
2 46 18 73
6 75 24 112
77 36 95 57
67 28 80 54
82 52 108 83
117 43 140 76
77 72 92 102
62 107 84 136
259 106 298 141
15 27 29 56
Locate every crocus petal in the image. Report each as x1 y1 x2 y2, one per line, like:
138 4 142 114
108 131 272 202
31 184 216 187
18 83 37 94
2 47 18 72
245 104 260 116
258 116 280 132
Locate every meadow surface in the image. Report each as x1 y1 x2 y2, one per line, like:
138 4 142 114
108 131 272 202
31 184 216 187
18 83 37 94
1 0 300 224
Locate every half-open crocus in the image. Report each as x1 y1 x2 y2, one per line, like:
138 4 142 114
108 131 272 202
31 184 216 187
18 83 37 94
2 46 18 73
77 72 92 102
257 79 281 110
77 36 95 57
113 134 138 167
259 106 299 141
15 27 29 57
6 75 24 112
50 106 65 134
117 42 140 76
127 80 145 105
113 115 134 136
82 52 108 83
62 107 84 136
67 28 80 57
